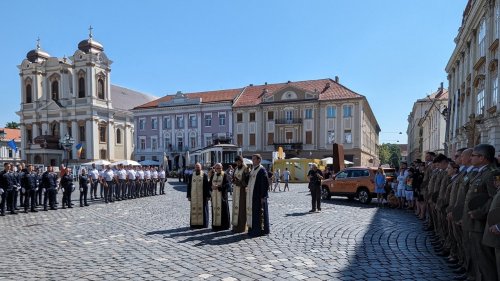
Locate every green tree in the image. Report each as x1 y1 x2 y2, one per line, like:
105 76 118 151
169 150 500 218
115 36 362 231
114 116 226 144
5 121 19 129
378 143 402 168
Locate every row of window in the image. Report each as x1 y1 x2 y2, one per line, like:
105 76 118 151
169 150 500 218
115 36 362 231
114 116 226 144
139 114 227 130
137 129 353 152
137 105 354 131
233 105 353 122
24 77 105 104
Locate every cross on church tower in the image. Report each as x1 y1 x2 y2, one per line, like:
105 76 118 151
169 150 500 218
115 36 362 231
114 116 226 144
89 25 93 39
36 37 41 50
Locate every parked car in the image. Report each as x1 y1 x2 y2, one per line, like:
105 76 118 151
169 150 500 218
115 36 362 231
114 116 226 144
321 167 396 204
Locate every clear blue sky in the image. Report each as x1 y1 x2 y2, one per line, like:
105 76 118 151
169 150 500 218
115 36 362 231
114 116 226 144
0 0 466 144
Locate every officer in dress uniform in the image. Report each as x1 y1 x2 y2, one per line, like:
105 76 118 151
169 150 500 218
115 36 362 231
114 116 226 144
16 164 25 211
89 163 100 200
0 163 17 215
60 168 75 209
102 165 115 204
41 166 58 211
462 144 497 280
79 168 90 207
22 164 38 213
152 167 159 195
116 164 127 201
137 166 145 197
127 165 136 199
159 167 166 195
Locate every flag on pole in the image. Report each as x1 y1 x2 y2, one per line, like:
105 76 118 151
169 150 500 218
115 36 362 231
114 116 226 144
76 143 83 158
7 139 17 153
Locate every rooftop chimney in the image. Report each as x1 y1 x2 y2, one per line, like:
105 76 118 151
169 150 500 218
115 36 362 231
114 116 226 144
287 80 291 84
335 76 339 83
440 82 444 91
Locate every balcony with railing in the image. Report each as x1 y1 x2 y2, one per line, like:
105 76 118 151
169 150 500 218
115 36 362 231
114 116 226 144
275 118 303 125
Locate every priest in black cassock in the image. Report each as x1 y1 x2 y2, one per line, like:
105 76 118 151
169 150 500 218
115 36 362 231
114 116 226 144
209 163 231 231
246 154 270 237
187 163 211 229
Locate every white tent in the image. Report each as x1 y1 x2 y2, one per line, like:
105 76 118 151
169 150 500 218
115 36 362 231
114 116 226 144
139 160 161 166
243 158 253 165
112 160 141 166
321 157 333 164
81 160 111 166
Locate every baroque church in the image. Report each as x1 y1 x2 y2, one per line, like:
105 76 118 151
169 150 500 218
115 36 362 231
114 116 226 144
17 29 156 166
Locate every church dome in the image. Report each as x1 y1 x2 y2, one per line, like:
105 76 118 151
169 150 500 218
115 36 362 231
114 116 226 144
26 39 50 63
77 38 104 54
78 26 104 54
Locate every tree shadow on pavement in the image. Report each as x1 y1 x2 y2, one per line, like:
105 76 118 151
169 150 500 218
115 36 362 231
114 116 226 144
336 206 455 280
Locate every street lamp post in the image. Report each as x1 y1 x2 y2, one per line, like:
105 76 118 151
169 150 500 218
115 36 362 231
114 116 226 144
60 133 75 167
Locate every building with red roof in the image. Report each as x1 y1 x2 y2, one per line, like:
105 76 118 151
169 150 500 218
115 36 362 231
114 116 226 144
0 128 21 164
134 77 380 167
232 78 380 166
132 89 242 168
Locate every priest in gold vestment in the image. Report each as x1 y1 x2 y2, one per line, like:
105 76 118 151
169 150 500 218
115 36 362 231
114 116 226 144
231 156 249 233
209 163 231 231
187 163 211 229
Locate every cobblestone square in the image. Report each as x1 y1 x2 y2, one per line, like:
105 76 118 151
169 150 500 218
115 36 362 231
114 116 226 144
0 182 455 280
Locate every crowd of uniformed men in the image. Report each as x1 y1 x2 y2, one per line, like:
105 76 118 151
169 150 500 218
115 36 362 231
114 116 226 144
0 163 167 215
408 144 500 281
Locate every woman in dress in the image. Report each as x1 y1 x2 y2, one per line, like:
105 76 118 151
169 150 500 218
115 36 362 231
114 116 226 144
374 168 386 207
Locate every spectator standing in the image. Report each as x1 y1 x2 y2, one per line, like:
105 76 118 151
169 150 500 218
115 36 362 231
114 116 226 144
307 163 323 213
273 169 281 192
374 168 386 207
282 168 290 191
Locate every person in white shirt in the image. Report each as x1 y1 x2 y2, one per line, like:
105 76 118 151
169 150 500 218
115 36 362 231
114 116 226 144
137 166 145 197
273 169 281 192
127 165 137 199
152 167 159 195
159 167 166 195
144 166 152 196
102 165 115 203
89 164 101 200
396 162 409 209
116 164 128 201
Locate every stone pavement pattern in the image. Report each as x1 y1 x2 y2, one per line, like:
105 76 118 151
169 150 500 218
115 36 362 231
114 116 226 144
0 182 455 280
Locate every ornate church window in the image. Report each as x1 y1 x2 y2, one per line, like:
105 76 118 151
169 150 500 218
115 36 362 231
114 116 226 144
78 77 85 98
116 129 122 144
51 81 59 101
98 78 105 99
25 84 32 103
99 125 106 143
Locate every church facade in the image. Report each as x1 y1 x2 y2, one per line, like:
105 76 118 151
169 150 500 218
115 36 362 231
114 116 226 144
17 31 155 167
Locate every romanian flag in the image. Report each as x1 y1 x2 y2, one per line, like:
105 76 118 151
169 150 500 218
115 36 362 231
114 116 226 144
76 143 83 158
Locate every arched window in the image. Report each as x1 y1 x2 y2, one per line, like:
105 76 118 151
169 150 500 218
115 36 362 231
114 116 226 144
51 80 59 101
26 84 32 103
50 122 59 137
78 77 85 98
98 78 105 99
116 129 122 144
